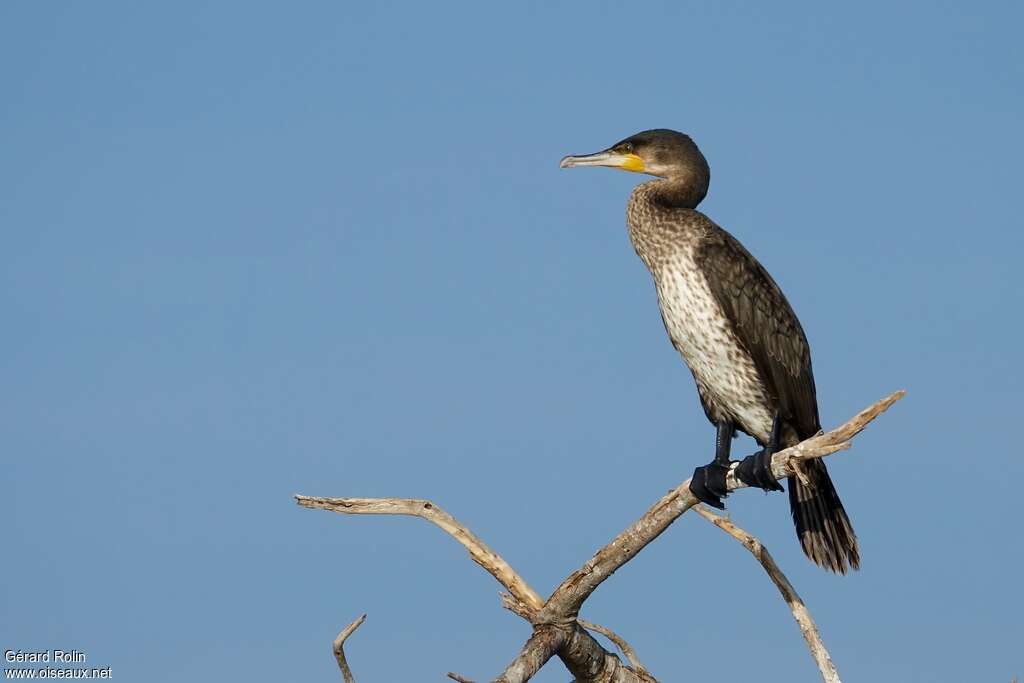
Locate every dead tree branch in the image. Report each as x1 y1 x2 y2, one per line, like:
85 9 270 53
493 626 568 683
500 593 648 674
538 390 903 625
299 390 904 682
493 622 655 683
332 614 366 683
294 496 544 612
577 620 648 675
558 625 657 683
694 505 841 683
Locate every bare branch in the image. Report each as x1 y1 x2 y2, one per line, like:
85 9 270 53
500 593 648 676
694 506 841 683
559 624 658 683
294 496 544 612
447 673 477 683
332 614 366 683
493 623 656 683
539 391 904 622
305 391 903 683
492 626 568 683
500 592 533 620
578 619 647 675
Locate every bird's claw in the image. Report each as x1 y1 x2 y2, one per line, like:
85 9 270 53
689 461 731 509
735 448 785 493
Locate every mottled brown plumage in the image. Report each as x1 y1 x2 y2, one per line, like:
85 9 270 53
562 129 859 573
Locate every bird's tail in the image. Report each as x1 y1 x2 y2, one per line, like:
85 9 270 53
788 460 860 573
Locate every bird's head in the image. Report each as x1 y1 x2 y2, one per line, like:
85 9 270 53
560 129 710 201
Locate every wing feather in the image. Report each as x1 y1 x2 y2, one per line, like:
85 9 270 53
696 227 820 438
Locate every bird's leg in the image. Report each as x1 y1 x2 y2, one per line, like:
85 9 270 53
689 420 734 509
734 414 786 493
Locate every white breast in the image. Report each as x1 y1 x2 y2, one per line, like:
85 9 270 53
654 247 774 441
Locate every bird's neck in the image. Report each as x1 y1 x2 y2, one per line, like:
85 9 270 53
642 175 707 209
627 179 708 271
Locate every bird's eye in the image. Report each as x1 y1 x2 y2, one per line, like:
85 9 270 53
620 143 633 153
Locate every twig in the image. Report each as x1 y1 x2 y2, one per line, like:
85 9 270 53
578 619 648 675
332 614 366 683
294 496 544 612
499 592 533 620
447 673 477 683
695 505 841 683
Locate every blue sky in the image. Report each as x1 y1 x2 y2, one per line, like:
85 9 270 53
2 2 1021 681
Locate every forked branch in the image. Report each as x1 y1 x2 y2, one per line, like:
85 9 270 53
301 390 904 683
500 593 648 674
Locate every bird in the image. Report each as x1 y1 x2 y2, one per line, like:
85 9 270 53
560 129 859 573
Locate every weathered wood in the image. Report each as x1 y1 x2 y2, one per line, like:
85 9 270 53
294 496 544 612
695 506 841 683
500 593 649 676
331 614 365 683
302 391 904 683
540 391 903 623
491 626 567 683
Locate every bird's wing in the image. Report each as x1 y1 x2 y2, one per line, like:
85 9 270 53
696 224 821 438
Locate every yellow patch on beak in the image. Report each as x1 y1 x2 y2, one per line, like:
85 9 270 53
560 150 646 173
620 153 645 173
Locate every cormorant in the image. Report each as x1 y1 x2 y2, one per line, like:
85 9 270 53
561 129 859 573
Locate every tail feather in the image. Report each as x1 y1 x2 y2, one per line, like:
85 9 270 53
788 460 859 573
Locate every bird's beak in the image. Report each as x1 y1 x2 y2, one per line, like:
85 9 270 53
559 149 645 173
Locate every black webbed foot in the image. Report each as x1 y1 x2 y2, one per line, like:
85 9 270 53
689 461 731 509
690 419 736 509
735 447 785 492
735 414 787 493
